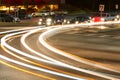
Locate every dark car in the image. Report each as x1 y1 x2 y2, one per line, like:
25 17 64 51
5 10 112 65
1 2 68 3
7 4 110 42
64 14 91 24
0 13 20 22
38 13 66 26
53 13 66 25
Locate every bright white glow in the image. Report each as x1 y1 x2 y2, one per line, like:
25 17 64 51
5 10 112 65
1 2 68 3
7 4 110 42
67 21 70 24
116 15 119 19
75 21 79 24
47 18 52 22
38 22 42 25
39 18 43 21
0 27 39 34
46 22 52 26
101 18 105 21
99 26 107 29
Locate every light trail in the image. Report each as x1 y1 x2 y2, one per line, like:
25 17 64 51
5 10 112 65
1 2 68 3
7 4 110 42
21 25 120 80
39 24 120 74
0 55 85 80
0 27 40 34
0 60 55 80
1 21 120 80
0 26 111 80
1 28 87 80
39 23 120 79
1 44 91 80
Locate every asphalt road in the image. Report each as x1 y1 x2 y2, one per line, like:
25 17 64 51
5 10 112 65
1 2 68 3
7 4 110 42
0 25 120 80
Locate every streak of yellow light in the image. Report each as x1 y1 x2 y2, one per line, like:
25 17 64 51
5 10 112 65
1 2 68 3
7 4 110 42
1 44 93 80
0 60 55 80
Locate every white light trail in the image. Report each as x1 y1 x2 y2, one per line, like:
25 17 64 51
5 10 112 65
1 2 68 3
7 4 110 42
0 27 40 34
1 21 120 80
39 24 120 74
0 28 88 79
21 25 120 79
0 55 85 80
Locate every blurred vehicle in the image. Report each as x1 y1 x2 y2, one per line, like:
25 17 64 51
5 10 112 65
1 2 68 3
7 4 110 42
91 16 104 22
38 16 53 26
91 12 119 22
64 14 91 24
91 13 104 22
103 13 119 21
38 13 66 26
18 13 32 19
32 10 54 17
53 13 66 25
0 13 20 22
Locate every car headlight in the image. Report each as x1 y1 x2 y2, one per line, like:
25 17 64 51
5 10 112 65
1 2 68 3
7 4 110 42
46 18 52 25
116 15 119 18
67 21 70 24
75 21 79 24
101 18 105 21
38 22 42 25
46 18 52 22
64 19 67 23
39 18 42 21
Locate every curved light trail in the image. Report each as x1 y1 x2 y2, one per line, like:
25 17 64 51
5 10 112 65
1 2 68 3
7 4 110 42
2 45 89 79
20 27 115 79
39 25 120 74
22 23 120 79
0 27 87 80
0 21 120 80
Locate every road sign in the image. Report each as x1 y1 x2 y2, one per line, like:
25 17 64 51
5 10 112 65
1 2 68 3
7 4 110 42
99 4 105 11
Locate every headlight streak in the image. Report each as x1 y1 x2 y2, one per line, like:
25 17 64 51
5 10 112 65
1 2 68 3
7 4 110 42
1 42 89 80
0 60 55 80
39 25 120 73
0 27 40 34
0 55 85 80
39 23 120 79
1 21 120 80
21 25 119 80
1 26 110 80
1 27 87 80
1 30 61 66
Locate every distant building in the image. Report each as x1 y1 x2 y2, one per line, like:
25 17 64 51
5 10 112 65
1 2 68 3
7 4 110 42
0 0 61 13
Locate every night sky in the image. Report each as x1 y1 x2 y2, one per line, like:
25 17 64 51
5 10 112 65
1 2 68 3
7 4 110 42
65 0 120 11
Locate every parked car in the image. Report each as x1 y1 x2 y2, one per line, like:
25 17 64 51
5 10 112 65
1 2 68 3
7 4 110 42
0 13 20 22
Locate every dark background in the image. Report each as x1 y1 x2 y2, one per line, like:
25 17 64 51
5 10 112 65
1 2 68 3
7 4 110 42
65 0 120 12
